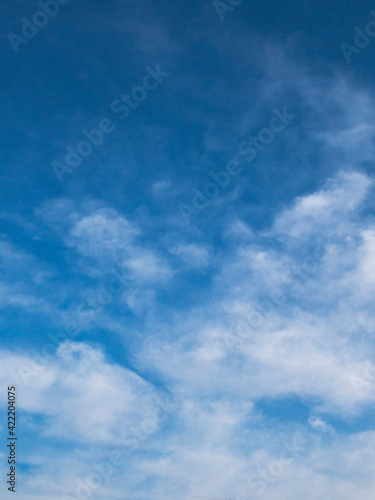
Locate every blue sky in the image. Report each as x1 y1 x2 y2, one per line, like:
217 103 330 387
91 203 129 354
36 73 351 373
1 0 375 499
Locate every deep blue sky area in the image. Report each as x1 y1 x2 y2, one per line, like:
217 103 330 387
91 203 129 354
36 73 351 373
1 0 375 218
1 1 375 499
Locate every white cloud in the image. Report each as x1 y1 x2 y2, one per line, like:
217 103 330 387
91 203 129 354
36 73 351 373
37 200 173 284
7 169 375 500
170 243 211 269
136 170 375 418
68 208 141 259
272 171 372 240
0 342 160 445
